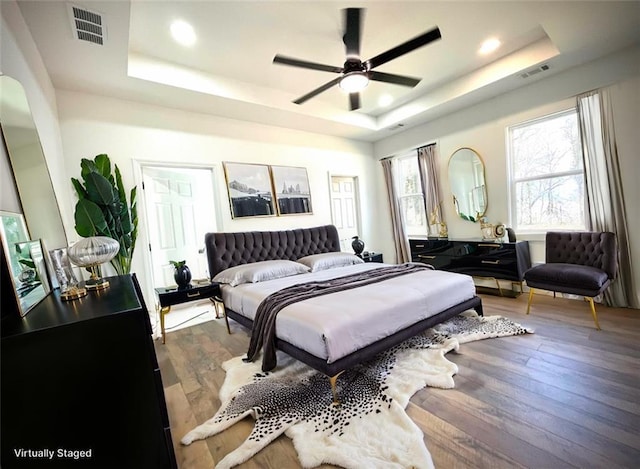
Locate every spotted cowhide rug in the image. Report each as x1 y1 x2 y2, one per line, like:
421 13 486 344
182 312 533 469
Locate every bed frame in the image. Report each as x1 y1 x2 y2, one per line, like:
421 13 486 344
205 224 483 401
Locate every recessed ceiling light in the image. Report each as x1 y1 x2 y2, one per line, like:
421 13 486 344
479 38 501 55
170 20 196 47
378 94 393 107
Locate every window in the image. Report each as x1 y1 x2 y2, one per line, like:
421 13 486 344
508 109 586 233
395 155 426 236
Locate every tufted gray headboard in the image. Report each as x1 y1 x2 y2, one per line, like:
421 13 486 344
205 225 341 278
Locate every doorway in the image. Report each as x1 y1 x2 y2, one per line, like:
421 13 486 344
141 165 217 288
329 175 361 252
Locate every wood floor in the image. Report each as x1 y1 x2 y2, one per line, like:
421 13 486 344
155 293 640 469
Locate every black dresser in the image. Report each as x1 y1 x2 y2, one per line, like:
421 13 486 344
409 238 531 288
1 275 177 469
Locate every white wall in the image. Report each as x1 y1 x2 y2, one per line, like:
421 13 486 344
375 45 640 305
56 90 378 305
1 0 71 249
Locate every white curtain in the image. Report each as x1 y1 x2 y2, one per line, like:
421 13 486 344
577 89 639 308
381 158 411 263
417 144 444 236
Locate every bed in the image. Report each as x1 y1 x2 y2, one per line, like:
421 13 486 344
205 224 482 400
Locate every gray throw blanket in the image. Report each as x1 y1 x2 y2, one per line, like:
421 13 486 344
245 263 434 371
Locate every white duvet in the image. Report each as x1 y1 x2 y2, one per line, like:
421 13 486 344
221 263 476 364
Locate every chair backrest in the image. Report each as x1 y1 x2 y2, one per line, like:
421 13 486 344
545 231 618 279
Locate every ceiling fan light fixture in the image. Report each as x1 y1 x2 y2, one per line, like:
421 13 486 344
339 72 369 93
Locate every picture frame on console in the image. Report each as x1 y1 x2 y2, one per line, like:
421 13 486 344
223 162 276 218
1 237 50 317
270 165 313 215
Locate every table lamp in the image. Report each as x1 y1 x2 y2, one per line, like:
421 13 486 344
67 236 120 291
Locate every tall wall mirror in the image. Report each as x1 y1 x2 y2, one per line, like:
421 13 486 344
448 147 487 222
0 75 67 251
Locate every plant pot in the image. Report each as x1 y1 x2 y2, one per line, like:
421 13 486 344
351 236 365 255
174 265 192 288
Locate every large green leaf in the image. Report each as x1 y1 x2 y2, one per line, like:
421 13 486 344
71 178 88 200
94 154 111 179
80 158 99 181
85 172 118 206
74 199 108 237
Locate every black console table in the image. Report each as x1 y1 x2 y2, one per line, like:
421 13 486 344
1 274 177 468
409 238 531 296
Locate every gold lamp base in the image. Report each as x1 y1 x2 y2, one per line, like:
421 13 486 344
60 286 88 301
85 278 110 290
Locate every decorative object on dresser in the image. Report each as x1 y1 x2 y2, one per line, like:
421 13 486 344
182 311 533 469
410 237 532 296
48 247 81 300
71 153 138 275
0 274 177 468
351 235 365 255
0 236 51 316
67 235 120 291
524 231 618 329
155 281 224 344
480 219 506 240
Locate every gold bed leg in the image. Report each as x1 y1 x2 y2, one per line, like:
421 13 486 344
586 297 601 330
526 288 535 315
494 278 503 297
329 371 344 406
213 297 231 334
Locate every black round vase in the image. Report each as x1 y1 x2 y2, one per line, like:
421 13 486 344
174 265 192 288
351 236 365 255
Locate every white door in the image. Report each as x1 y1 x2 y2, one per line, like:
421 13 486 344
142 166 216 287
330 176 360 252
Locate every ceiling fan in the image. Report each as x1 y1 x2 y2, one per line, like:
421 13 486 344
273 8 441 111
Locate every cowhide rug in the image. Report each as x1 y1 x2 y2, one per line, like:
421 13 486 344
182 312 533 469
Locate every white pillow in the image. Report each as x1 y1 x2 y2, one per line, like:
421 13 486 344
296 252 364 272
213 260 310 287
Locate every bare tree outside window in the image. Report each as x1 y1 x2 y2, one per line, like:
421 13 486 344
509 110 586 232
396 156 426 235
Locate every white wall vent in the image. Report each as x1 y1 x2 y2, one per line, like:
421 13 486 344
519 64 550 79
388 123 405 131
67 4 106 45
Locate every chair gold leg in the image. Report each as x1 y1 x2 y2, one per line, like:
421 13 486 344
526 288 535 315
586 297 601 330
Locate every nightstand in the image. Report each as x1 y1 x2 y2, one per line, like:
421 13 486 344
360 252 383 263
155 282 225 343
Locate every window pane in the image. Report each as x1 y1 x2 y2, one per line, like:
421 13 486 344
511 112 582 179
515 174 585 231
400 195 426 234
397 157 421 196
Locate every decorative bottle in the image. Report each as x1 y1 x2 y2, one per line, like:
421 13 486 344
351 236 365 255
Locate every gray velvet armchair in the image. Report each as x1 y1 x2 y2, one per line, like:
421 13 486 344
524 231 618 329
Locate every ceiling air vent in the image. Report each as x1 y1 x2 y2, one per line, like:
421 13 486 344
388 123 405 131
68 4 106 45
519 64 550 79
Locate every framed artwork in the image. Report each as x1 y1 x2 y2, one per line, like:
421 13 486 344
223 162 276 218
2 238 50 317
271 165 313 215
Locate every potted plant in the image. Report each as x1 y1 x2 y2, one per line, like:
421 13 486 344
71 154 138 275
170 260 191 288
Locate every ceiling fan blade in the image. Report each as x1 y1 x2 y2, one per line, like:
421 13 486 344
293 76 343 104
366 27 441 70
273 55 343 74
343 8 362 58
369 71 421 87
349 92 361 111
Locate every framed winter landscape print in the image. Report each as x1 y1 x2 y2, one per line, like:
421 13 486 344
223 162 276 218
270 165 313 215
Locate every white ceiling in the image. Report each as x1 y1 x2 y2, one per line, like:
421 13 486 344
15 1 640 142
